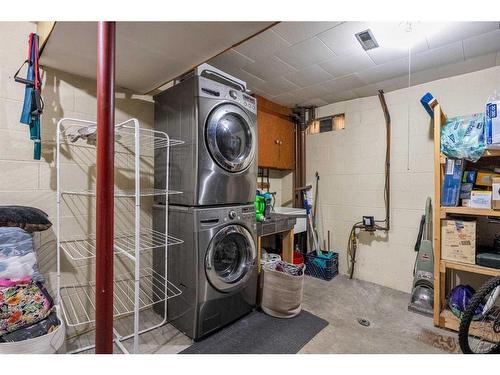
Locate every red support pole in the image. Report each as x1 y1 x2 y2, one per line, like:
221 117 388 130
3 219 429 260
95 21 115 354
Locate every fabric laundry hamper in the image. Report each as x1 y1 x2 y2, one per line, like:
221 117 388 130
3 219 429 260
261 264 305 318
0 306 65 354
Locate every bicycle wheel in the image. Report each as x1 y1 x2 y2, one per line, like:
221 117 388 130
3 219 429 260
458 276 500 354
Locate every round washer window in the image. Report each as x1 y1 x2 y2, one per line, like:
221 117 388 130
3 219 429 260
213 232 248 283
215 113 250 162
205 224 257 292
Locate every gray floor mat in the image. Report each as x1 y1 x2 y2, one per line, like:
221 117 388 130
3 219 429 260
180 309 328 354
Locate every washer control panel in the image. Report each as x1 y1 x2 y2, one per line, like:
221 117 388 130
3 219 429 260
241 206 256 221
198 205 256 226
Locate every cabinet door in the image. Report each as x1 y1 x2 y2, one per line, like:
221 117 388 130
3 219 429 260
276 116 295 170
256 95 294 170
257 110 280 168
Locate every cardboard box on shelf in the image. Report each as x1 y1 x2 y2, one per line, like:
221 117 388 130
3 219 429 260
462 170 477 184
459 183 473 199
470 190 492 209
475 171 500 187
486 99 500 149
493 177 500 210
441 159 464 207
441 219 476 264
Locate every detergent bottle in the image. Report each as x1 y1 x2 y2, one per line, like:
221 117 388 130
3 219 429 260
254 190 272 222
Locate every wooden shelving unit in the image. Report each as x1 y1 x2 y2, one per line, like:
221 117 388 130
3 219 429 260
432 101 500 330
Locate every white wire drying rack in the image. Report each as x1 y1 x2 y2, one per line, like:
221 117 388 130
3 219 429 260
59 228 184 261
56 117 184 354
59 267 182 327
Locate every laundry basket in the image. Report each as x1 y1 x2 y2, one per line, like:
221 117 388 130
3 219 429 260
261 262 305 318
0 305 65 354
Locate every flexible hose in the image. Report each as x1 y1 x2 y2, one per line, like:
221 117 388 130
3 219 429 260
347 222 363 279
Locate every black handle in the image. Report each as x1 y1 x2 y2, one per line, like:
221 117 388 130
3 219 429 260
13 59 35 87
414 215 425 252
14 76 35 86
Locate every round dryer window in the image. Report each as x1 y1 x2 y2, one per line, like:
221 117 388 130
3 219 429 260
205 224 256 293
206 103 255 172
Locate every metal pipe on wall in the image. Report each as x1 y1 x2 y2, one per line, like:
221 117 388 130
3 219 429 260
95 21 116 354
377 89 391 231
292 108 307 208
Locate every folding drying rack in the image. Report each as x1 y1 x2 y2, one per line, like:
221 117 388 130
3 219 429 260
56 117 184 353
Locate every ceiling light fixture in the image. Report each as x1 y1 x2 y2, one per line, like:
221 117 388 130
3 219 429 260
368 21 448 50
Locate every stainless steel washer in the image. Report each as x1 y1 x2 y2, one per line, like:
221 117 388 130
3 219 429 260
154 64 257 206
153 204 258 340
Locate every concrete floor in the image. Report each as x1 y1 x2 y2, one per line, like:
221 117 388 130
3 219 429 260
300 275 456 354
66 274 458 354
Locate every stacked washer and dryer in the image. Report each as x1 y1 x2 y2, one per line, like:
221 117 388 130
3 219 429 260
152 64 259 340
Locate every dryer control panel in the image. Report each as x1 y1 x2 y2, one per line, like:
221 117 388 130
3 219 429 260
198 76 257 114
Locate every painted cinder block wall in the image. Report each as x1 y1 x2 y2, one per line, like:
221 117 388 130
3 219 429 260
0 22 155 295
307 65 500 293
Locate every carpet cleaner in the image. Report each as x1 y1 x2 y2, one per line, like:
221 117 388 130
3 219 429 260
408 197 434 316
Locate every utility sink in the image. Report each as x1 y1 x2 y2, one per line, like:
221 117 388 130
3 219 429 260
272 206 307 234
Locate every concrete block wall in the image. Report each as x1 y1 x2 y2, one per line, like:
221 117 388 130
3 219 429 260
0 22 155 298
308 65 500 293
266 169 293 207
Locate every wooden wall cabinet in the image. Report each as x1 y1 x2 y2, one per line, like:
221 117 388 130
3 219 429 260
256 95 295 170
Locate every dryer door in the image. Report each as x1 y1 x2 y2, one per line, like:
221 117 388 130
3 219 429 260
206 103 256 173
205 224 256 293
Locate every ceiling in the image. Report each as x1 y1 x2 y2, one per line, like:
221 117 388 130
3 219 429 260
208 21 500 107
40 21 274 93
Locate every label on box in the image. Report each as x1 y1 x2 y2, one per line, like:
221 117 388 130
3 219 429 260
441 220 476 264
470 190 492 209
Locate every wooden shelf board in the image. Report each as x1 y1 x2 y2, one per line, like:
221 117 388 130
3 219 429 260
441 206 500 218
441 260 500 277
483 149 500 157
439 309 460 331
440 309 500 344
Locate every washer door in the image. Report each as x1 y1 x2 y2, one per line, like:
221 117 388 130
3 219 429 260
205 224 256 293
206 103 255 173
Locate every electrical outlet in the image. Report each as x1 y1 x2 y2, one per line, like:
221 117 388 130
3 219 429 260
362 216 375 231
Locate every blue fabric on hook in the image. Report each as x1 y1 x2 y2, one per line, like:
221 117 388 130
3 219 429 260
19 41 35 125
19 34 41 160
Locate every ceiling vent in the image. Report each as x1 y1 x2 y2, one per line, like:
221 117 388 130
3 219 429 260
355 29 379 51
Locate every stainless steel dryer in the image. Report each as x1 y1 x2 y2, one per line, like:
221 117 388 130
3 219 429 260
154 64 257 206
152 204 258 340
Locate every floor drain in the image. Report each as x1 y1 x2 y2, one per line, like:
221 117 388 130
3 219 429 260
357 318 370 327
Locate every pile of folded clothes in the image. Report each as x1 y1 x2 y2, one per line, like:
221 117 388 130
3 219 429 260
0 206 60 343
